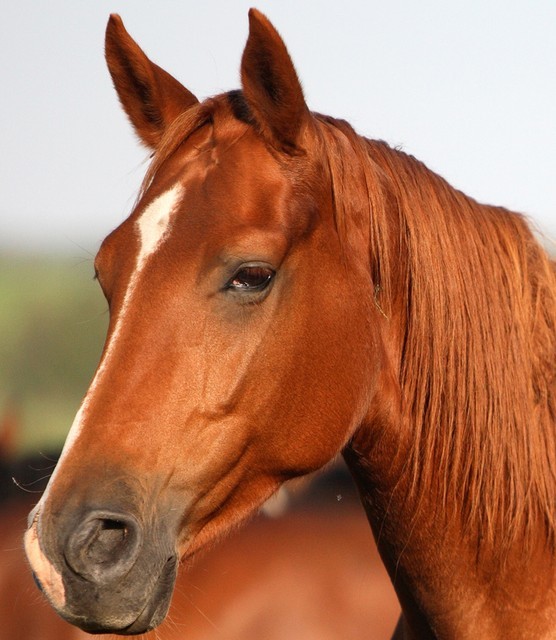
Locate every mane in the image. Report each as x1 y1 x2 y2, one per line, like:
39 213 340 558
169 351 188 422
315 113 556 553
141 93 556 553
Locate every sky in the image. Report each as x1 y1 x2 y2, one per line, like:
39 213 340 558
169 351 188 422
1 0 555 254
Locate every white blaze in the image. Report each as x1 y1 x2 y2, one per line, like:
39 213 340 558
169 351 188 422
136 184 184 269
57 183 185 471
26 184 185 592
24 518 65 609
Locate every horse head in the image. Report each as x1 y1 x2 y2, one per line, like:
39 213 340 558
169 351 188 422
25 10 393 633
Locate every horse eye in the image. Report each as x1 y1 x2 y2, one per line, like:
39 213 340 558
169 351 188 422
227 266 275 292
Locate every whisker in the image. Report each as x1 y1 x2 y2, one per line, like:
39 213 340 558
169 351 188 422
172 579 222 633
12 475 51 493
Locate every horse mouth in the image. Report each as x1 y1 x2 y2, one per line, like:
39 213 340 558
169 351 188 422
121 556 178 635
66 554 178 635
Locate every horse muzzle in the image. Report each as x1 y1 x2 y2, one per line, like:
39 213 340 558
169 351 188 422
25 502 179 634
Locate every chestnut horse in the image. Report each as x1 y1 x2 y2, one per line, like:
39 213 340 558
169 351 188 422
2 462 399 639
1 406 398 639
25 9 556 639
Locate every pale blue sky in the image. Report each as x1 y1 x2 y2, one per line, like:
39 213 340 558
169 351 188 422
1 0 555 253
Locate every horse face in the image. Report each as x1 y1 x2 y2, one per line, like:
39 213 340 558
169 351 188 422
25 11 380 633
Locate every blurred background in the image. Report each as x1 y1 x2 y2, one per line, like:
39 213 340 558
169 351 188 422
0 1 554 638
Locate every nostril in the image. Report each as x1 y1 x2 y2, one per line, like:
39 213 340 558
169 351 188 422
65 511 142 583
87 519 128 564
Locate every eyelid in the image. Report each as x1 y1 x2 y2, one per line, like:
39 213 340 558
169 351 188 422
217 230 289 273
224 259 274 280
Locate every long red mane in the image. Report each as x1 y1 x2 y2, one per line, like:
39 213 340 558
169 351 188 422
136 90 556 554
137 88 556 555
317 113 556 553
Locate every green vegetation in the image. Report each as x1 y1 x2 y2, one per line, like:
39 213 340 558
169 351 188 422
0 254 108 454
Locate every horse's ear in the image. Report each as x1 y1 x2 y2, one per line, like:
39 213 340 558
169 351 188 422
105 15 198 149
241 9 310 153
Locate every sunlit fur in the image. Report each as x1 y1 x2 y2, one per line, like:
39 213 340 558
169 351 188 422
142 94 556 560
314 115 556 555
26 9 556 639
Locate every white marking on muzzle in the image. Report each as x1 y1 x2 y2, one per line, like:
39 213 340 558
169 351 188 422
24 517 65 609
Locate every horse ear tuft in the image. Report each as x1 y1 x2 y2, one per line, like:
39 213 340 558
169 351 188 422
241 9 309 153
105 15 198 149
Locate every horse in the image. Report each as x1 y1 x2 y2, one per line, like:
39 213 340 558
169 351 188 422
4 465 399 640
24 9 556 639
3 464 399 640
0 407 398 639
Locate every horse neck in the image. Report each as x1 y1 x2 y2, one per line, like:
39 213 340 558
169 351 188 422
340 139 556 638
345 429 556 638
